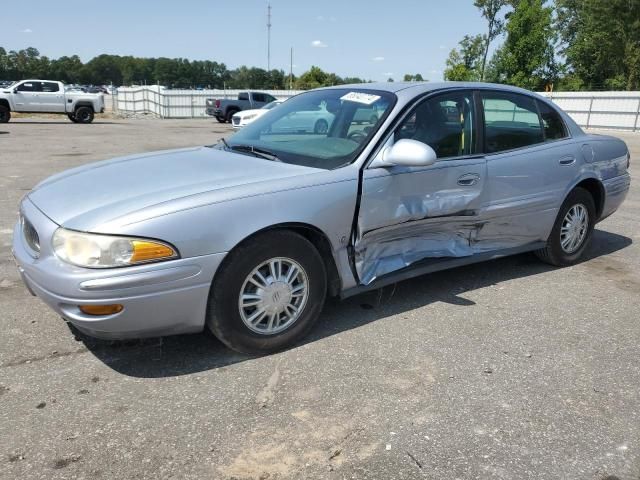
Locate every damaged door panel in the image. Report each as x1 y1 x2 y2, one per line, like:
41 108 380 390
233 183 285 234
354 159 488 284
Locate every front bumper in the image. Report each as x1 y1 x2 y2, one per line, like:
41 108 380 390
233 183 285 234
13 198 227 340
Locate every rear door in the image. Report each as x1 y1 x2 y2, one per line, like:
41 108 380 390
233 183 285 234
354 89 488 285
38 82 65 112
475 90 578 247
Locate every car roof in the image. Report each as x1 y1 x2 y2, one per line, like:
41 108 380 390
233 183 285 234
322 81 543 98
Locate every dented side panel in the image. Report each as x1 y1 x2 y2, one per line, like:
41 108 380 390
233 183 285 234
355 159 489 285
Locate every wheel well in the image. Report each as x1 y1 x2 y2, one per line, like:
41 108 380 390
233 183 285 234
74 103 94 112
575 178 605 219
225 223 342 297
0 99 10 110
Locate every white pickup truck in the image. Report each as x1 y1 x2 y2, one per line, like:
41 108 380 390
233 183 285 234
0 79 105 124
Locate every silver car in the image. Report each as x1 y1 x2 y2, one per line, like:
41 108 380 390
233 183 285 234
13 82 631 354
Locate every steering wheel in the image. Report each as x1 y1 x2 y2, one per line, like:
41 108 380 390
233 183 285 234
347 130 367 144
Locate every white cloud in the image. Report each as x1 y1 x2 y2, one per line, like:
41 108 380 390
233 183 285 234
311 40 328 48
430 69 442 74
372 56 385 62
21 28 33 33
383 72 394 77
439 45 447 50
316 15 325 21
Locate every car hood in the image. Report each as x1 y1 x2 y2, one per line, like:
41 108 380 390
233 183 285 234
237 108 266 118
28 146 321 231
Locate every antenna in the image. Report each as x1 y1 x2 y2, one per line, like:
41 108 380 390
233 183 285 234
267 2 272 72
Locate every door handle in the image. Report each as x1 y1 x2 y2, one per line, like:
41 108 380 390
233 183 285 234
457 173 480 186
559 155 576 166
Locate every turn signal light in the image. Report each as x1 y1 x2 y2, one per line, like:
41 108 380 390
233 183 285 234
79 304 124 316
130 241 175 263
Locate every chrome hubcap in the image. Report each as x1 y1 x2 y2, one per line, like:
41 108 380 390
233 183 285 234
560 204 589 254
239 257 309 335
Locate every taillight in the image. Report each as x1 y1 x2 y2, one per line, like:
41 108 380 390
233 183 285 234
215 99 221 108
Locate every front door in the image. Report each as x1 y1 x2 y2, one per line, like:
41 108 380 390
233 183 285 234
12 81 41 112
354 90 488 285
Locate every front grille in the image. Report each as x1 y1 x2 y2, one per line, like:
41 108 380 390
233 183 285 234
22 216 40 256
232 117 241 125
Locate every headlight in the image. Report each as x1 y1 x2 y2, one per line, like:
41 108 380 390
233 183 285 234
52 228 178 268
243 114 257 121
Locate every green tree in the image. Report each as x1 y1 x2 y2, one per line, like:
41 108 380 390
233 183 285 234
492 0 556 90
556 0 640 90
474 0 509 80
444 34 485 81
402 73 425 81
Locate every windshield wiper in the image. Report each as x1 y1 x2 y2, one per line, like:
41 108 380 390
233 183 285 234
228 144 281 162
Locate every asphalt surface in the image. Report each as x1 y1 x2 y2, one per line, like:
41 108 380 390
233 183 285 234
1 117 639 480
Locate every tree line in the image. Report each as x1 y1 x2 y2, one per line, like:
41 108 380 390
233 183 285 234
0 47 372 90
444 0 640 91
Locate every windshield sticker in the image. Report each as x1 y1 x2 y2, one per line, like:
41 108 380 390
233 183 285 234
340 92 381 105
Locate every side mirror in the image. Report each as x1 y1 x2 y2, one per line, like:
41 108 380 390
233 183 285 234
371 139 437 168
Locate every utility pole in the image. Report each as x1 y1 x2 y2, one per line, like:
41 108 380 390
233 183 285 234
289 47 293 90
267 2 272 72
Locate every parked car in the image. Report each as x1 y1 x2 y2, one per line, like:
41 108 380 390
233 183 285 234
267 102 336 134
0 79 104 123
232 99 284 129
13 82 630 354
205 91 277 123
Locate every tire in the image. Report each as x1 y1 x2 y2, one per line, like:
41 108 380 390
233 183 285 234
74 106 94 124
226 110 239 123
215 116 226 123
0 105 10 123
67 113 79 123
314 119 329 134
535 187 596 266
207 230 327 354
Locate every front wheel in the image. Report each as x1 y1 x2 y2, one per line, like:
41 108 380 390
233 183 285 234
0 105 10 123
207 231 327 354
535 187 596 266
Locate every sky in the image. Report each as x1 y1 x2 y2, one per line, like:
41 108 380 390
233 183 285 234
2 0 490 82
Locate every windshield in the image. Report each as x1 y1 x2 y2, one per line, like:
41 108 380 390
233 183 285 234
226 89 395 169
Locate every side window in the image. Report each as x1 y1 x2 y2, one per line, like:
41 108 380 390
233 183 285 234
264 94 276 103
16 82 39 92
238 92 249 101
395 91 476 159
481 92 543 153
41 82 60 93
537 100 568 141
253 93 265 102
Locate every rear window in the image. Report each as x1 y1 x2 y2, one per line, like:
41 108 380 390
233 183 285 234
481 92 544 153
537 100 568 141
238 93 249 101
41 82 59 93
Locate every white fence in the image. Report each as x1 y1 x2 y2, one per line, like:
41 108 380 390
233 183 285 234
112 86 640 131
112 86 303 118
541 91 640 131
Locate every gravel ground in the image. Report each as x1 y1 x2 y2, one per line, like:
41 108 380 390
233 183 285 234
0 117 639 480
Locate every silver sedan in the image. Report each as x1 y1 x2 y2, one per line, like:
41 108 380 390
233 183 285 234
13 82 631 354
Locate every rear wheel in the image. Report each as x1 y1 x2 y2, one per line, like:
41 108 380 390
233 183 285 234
314 119 329 134
67 113 78 123
535 187 596 266
0 105 10 123
215 116 226 123
207 230 327 354
74 106 94 124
